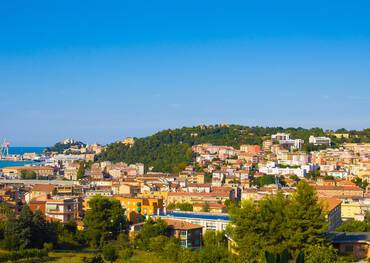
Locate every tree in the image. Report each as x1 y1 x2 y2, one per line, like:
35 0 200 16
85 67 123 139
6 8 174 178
199 231 229 263
336 213 370 232
306 170 320 181
229 192 290 262
352 177 369 190
138 218 168 250
83 196 127 248
103 243 118 263
304 244 339 263
167 202 193 211
162 238 181 262
12 205 33 249
20 170 37 180
178 248 199 263
148 235 169 252
77 162 86 179
202 202 210 212
229 181 328 261
3 205 57 250
285 181 327 256
254 174 275 187
30 210 57 248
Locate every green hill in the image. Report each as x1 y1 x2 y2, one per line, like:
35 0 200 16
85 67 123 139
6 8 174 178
96 125 370 173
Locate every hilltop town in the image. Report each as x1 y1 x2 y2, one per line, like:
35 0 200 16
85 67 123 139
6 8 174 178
1 125 370 262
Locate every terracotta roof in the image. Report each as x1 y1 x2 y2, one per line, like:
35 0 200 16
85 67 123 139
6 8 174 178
188 183 211 188
168 192 229 197
314 185 363 191
163 218 203 230
32 184 56 192
320 197 342 212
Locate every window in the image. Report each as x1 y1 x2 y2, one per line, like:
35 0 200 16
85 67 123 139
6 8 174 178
206 222 217 231
180 231 187 237
180 240 187 247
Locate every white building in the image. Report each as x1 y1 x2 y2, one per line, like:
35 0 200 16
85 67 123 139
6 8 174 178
309 136 331 146
272 133 291 143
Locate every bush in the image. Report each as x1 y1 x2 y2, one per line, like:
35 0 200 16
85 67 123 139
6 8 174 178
0 249 48 262
119 247 134 260
149 235 168 252
82 255 104 263
103 243 118 262
43 242 53 252
162 238 181 262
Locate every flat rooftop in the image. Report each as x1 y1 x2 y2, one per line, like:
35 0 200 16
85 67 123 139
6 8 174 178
157 211 231 221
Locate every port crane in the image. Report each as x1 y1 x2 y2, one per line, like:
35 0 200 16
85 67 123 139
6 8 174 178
0 139 10 159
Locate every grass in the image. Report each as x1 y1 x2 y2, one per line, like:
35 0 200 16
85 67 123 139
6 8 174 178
47 251 95 263
47 250 169 263
125 250 170 263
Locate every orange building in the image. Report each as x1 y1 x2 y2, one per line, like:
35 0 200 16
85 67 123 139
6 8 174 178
114 195 164 223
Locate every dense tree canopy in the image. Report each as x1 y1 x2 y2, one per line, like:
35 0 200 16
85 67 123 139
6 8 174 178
83 196 127 248
229 181 332 262
1 205 57 250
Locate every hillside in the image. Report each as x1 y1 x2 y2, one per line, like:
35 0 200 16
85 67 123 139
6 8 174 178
96 125 370 173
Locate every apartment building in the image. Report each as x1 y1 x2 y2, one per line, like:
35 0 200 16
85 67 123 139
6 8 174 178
309 136 331 145
155 211 230 234
164 218 203 249
114 195 164 223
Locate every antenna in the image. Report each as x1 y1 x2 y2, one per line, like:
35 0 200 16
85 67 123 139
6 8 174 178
1 139 10 159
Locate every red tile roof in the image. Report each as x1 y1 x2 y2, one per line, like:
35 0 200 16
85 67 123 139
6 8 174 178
163 219 203 230
32 184 56 192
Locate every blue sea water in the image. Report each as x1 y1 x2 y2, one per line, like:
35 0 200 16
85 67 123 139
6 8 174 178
8 147 45 155
0 147 45 168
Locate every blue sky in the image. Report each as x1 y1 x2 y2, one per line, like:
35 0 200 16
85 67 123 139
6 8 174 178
0 1 370 146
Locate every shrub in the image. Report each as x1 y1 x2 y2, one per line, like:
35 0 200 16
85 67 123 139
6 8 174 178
119 247 134 260
0 249 48 262
103 243 118 262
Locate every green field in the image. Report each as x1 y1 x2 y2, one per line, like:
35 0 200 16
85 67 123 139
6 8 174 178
48 250 169 263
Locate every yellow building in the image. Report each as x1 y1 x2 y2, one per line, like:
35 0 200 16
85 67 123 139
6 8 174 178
341 200 363 221
114 195 164 223
139 191 168 200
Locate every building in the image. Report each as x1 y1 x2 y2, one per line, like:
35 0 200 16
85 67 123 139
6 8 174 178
240 145 261 155
27 184 56 202
45 197 81 223
155 211 230 234
30 196 81 223
327 232 370 261
279 139 304 150
163 218 203 249
90 164 104 179
122 137 135 146
193 202 227 213
314 185 364 198
320 197 342 231
114 195 164 223
272 133 290 142
2 166 54 178
64 163 80 180
309 136 331 146
167 191 232 205
262 140 273 152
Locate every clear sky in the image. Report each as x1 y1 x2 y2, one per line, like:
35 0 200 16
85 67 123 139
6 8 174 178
1 1 370 146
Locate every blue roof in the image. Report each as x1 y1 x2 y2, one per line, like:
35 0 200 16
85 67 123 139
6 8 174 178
157 211 231 221
326 232 370 243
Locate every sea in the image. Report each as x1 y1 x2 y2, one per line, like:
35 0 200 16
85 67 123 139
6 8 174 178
0 147 45 168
